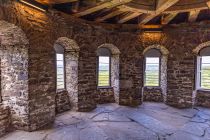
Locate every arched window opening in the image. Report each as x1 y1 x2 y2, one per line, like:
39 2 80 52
197 47 210 89
97 47 111 87
54 37 80 111
96 44 120 104
55 44 65 90
144 49 161 87
142 45 168 103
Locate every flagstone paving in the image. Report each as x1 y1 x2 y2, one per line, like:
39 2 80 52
1 102 210 140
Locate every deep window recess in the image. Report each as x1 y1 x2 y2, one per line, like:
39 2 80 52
97 47 111 87
197 47 210 90
144 49 161 87
56 53 65 89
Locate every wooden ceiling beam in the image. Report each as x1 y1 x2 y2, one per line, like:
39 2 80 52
118 12 142 24
155 0 180 13
161 13 178 24
35 0 78 5
139 0 179 25
188 10 200 22
95 9 124 22
71 1 79 13
207 1 210 8
74 0 132 17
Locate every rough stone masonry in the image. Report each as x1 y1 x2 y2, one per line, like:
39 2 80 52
0 0 209 137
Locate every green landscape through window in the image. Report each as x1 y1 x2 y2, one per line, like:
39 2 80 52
145 57 160 87
98 56 110 87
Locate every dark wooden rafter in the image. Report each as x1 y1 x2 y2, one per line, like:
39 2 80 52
95 9 125 22
74 0 133 17
161 13 178 24
33 0 210 25
35 0 78 5
139 0 179 25
188 10 200 22
207 1 210 8
118 12 142 23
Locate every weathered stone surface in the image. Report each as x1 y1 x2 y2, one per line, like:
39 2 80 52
96 88 115 104
196 90 210 108
143 87 163 102
181 122 209 136
55 90 71 113
2 103 210 140
0 0 210 136
0 104 10 137
167 131 203 140
0 20 29 131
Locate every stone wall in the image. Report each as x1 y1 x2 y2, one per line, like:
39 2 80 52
0 0 210 133
0 104 10 137
0 20 29 130
55 90 71 113
143 87 163 102
196 90 210 108
96 88 115 104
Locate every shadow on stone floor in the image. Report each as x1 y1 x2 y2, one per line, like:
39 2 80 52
1 102 210 140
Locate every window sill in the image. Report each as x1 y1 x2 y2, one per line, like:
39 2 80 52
197 89 210 92
144 86 161 89
97 86 112 89
56 89 67 93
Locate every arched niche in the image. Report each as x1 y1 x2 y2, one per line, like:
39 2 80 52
143 45 169 102
97 44 120 104
54 37 80 111
0 20 29 130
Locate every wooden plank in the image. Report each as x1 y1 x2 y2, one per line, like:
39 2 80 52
71 1 79 13
118 12 142 23
161 13 178 24
96 10 124 22
35 0 78 5
139 0 179 25
74 0 132 17
139 14 157 25
156 0 180 13
139 25 163 29
188 10 200 22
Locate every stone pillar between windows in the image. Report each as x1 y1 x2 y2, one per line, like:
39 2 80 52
0 20 29 131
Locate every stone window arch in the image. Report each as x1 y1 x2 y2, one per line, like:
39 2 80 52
0 20 29 129
54 37 80 111
142 45 169 102
96 44 120 104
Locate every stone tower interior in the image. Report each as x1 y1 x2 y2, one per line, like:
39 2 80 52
0 0 210 139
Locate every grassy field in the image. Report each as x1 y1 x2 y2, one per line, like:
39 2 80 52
97 66 210 88
98 71 110 86
201 66 210 89
145 71 159 86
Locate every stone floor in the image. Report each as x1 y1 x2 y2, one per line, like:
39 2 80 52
1 102 210 140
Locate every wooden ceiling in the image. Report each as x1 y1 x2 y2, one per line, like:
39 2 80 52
34 0 210 25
